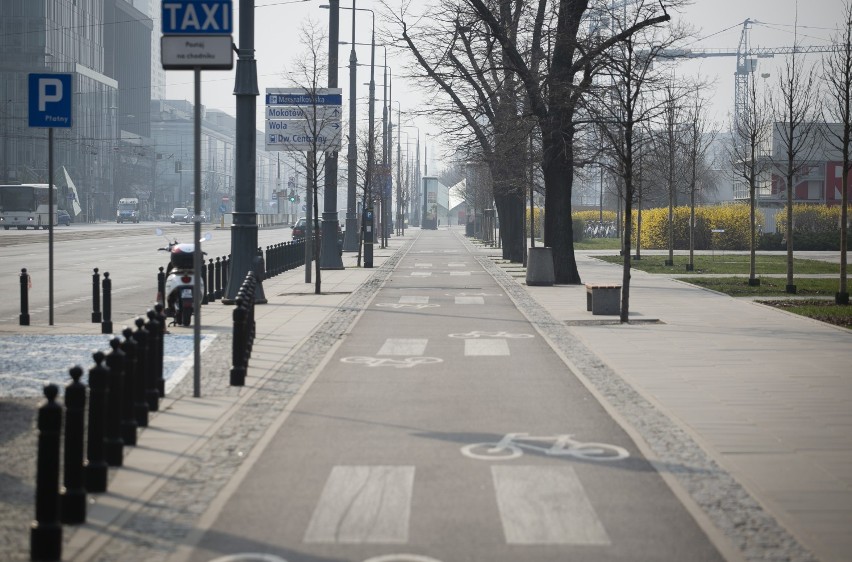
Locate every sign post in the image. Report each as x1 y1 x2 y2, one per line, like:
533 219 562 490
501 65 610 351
162 0 233 398
28 72 73 326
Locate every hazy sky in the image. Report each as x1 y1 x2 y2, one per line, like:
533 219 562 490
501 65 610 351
163 0 841 160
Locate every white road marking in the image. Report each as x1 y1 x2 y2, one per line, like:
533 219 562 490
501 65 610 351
492 465 610 545
340 356 443 368
304 466 415 544
411 272 432 277
464 339 510 356
454 296 484 305
399 296 429 304
449 271 471 276
378 338 428 356
414 263 432 268
447 263 466 267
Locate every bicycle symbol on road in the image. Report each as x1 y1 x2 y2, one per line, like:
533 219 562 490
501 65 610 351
448 331 534 339
461 432 629 462
340 356 443 368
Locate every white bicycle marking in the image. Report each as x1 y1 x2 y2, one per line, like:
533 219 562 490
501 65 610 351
376 303 440 309
448 331 534 339
340 356 443 368
461 433 629 462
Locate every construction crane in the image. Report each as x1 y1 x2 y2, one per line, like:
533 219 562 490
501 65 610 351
660 19 838 128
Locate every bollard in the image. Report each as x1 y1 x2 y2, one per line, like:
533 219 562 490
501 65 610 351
201 260 208 305
157 266 166 309
153 306 167 397
221 255 229 295
30 384 63 562
20 267 30 326
207 258 216 302
104 338 125 467
101 272 113 334
121 327 143 437
91 268 101 323
214 257 222 299
230 295 247 386
60 367 87 525
144 311 163 407
135 317 159 413
84 352 109 493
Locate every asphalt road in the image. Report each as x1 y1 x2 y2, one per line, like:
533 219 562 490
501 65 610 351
180 230 725 562
0 222 293 327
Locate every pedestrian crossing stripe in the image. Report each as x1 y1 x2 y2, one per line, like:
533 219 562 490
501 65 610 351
455 296 485 305
304 466 415 544
411 272 432 277
449 271 471 276
378 339 428 356
464 339 510 356
399 296 429 304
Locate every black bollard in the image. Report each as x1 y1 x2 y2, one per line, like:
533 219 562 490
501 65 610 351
157 266 166 309
200 260 208 305
91 268 101 323
84 352 109 493
135 317 158 413
144 311 163 407
230 296 247 386
222 255 229 296
60 367 87 525
207 258 216 302
121 327 144 437
101 272 113 334
152 307 167 397
20 267 30 326
30 384 62 562
214 257 222 299
104 338 125 467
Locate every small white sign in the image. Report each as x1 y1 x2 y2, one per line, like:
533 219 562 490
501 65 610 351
161 35 233 70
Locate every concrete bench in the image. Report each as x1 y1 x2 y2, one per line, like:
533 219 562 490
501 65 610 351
585 284 621 315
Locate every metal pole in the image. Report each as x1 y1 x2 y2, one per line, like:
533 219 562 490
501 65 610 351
343 0 359 252
193 68 202 398
321 0 344 269
363 13 376 268
224 0 266 303
48 128 54 326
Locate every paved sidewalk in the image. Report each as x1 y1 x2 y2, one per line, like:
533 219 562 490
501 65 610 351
4 229 850 562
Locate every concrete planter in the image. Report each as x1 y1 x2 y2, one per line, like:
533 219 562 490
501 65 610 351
525 247 555 286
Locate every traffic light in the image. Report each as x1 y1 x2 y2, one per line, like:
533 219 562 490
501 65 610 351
288 190 296 202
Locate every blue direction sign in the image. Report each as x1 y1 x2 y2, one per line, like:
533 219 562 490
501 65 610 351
28 73 73 128
162 1 232 34
266 92 343 106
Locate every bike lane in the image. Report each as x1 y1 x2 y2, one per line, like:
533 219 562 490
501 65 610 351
177 230 727 562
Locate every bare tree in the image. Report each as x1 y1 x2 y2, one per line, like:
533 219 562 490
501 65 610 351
589 8 685 322
822 0 852 305
683 83 716 271
729 72 772 286
283 20 342 294
771 22 822 294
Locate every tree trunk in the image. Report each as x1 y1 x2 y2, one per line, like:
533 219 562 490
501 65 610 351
541 123 581 284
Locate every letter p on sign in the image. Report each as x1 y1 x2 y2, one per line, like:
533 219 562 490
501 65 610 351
28 73 73 128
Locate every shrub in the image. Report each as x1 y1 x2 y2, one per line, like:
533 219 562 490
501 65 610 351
775 204 843 234
635 204 762 251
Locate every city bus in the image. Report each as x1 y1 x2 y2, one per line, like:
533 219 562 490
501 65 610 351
0 183 58 230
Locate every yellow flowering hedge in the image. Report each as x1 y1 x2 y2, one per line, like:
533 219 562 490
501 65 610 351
775 204 843 234
636 204 761 250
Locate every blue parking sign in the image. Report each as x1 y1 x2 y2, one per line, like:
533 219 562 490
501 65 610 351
28 73 73 128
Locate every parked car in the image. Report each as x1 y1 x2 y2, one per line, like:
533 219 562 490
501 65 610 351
56 209 72 226
291 218 342 240
186 211 207 223
171 207 190 223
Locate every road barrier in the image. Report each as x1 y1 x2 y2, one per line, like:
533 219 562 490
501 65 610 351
264 238 306 278
101 272 113 334
30 309 169 557
19 268 30 326
91 268 101 323
230 270 258 387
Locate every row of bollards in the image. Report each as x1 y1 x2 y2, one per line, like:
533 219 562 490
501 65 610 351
229 271 258 387
90 268 114 333
264 239 306 277
30 306 167 561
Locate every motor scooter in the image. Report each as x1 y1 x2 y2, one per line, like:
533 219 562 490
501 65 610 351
155 228 211 326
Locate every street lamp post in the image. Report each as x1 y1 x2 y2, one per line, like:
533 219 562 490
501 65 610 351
343 1 359 251
320 0 344 269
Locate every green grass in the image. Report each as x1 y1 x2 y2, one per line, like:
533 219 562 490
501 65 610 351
595 254 840 275
756 299 852 329
573 238 622 250
676 276 848 297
